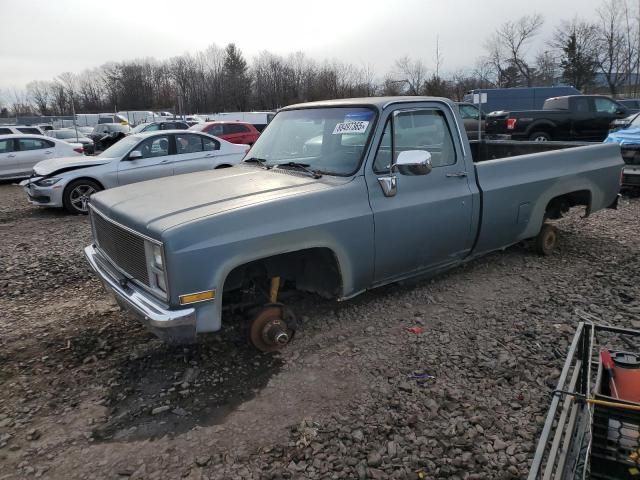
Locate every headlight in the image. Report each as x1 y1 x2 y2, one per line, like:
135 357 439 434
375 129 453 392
144 240 167 295
35 177 61 187
151 244 163 269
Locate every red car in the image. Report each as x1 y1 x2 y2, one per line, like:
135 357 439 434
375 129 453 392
189 121 260 145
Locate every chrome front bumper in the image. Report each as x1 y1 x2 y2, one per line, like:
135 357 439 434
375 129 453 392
84 244 197 343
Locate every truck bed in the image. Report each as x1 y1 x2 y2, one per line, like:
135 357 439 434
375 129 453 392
468 141 623 256
469 139 593 163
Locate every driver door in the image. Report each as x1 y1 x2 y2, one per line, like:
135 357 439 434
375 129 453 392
366 107 475 283
117 134 173 185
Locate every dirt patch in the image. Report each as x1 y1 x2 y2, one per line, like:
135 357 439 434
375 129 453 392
0 182 639 479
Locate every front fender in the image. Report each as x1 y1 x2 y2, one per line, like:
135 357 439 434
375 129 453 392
163 176 375 333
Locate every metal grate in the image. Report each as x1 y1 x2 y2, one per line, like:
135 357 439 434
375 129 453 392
91 209 149 286
623 174 640 186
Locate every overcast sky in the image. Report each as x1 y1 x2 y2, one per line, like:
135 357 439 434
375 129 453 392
0 0 605 90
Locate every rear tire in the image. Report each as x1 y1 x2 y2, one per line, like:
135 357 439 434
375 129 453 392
529 131 551 142
535 223 559 256
63 179 102 215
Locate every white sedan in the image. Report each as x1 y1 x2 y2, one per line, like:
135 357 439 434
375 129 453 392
0 134 83 180
21 130 248 214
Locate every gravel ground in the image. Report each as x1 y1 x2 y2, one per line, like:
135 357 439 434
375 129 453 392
0 182 639 480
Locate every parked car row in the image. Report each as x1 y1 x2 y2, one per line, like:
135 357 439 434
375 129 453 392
19 130 249 214
0 134 83 180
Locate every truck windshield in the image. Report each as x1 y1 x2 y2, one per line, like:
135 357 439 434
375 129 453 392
246 107 377 176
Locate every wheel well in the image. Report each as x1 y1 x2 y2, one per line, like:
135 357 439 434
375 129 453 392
64 177 105 193
545 190 591 220
527 124 554 137
223 248 343 299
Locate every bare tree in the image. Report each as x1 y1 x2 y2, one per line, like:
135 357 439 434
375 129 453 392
394 56 428 95
26 81 52 115
594 0 632 95
49 81 68 115
534 51 557 86
486 13 544 87
9 88 32 116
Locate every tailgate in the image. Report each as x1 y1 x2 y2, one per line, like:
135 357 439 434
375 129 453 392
485 113 510 135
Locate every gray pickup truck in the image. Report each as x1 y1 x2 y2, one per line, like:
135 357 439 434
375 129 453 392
84 96 623 349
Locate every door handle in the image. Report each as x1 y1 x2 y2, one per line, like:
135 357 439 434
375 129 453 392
8 154 15 158
446 171 468 178
44 151 52 154
160 159 169 164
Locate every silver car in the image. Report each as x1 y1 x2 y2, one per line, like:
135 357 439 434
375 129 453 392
0 134 83 180
21 130 248 214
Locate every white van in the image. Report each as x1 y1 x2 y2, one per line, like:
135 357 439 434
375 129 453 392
75 113 128 127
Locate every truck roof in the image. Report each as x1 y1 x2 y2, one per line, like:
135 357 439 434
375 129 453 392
281 96 452 111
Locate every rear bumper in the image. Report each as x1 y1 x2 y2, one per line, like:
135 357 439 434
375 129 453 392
84 244 197 343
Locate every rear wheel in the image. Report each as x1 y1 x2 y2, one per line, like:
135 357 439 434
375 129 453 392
535 223 559 255
529 131 551 142
63 179 101 215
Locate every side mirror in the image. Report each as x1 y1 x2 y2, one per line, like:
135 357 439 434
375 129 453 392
616 107 628 115
392 150 433 175
128 150 143 160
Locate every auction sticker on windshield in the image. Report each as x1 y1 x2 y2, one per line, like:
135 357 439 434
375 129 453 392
333 121 369 135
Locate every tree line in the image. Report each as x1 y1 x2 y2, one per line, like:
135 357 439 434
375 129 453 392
2 0 640 117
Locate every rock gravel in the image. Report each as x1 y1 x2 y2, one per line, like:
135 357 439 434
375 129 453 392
0 182 639 479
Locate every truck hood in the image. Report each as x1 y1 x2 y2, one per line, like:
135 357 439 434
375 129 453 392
34 156 114 176
90 166 337 236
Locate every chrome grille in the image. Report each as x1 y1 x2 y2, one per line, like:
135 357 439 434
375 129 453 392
91 209 149 286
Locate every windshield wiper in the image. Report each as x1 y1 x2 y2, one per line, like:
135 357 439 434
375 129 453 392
243 157 271 169
273 161 322 179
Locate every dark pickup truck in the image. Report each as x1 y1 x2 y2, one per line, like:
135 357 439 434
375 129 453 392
486 95 630 142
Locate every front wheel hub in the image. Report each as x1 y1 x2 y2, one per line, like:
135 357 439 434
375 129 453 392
249 305 295 352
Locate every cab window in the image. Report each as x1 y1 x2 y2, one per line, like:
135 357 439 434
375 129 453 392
594 97 618 113
459 104 480 119
374 109 456 172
